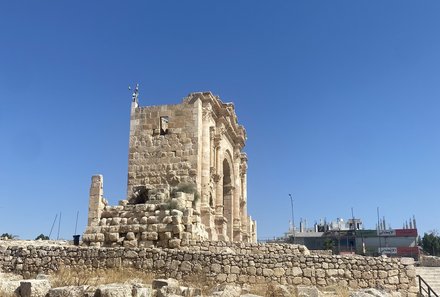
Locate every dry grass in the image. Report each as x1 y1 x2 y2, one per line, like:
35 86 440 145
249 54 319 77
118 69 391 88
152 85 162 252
0 292 18 297
49 266 155 288
180 272 216 296
249 283 279 296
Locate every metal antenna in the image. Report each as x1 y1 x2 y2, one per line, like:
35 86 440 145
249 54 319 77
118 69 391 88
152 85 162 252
74 211 79 235
49 214 58 239
57 212 62 240
130 83 139 102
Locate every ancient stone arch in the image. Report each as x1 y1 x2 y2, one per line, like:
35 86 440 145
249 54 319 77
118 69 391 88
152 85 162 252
85 91 257 246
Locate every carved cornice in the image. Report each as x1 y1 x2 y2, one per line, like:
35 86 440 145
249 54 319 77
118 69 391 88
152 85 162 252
202 105 213 121
184 92 247 149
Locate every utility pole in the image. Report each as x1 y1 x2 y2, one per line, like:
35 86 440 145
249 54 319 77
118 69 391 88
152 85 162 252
377 207 382 255
288 194 295 240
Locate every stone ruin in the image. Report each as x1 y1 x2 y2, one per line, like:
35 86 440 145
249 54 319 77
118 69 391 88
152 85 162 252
83 90 257 248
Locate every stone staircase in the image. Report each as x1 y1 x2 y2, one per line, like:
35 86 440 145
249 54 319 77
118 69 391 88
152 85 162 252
416 267 440 295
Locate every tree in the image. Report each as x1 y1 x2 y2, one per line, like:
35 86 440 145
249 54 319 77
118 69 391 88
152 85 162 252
323 238 335 251
1 233 18 239
35 234 49 240
422 231 440 256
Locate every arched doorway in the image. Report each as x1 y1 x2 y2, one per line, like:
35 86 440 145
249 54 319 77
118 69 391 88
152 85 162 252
223 158 233 239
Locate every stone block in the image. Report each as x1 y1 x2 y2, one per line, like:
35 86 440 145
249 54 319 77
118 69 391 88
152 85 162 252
169 239 181 248
172 215 182 224
262 268 274 276
138 240 155 248
123 240 138 248
162 216 173 224
126 232 136 240
172 224 185 234
94 284 132 297
147 224 158 232
147 216 159 224
20 279 51 297
296 286 320 297
291 267 302 277
48 286 86 297
159 232 172 240
132 285 153 297
158 224 173 232
107 233 119 242
274 267 285 277
142 232 158 241
388 276 399 284
246 266 256 275
0 280 21 297
152 278 179 290
180 261 192 272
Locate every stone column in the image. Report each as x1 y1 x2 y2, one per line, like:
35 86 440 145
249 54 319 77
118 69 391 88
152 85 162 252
200 109 212 207
240 153 248 240
215 146 224 216
87 175 105 227
232 149 242 241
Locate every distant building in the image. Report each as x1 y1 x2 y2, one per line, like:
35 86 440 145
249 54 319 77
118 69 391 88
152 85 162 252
281 217 419 259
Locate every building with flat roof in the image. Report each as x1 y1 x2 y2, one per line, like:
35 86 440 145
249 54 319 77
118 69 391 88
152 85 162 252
281 217 419 259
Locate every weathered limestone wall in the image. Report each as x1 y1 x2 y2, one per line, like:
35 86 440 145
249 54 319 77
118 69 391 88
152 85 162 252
0 242 417 296
127 101 201 199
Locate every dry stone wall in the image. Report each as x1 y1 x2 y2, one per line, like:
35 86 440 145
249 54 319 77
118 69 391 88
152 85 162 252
0 242 417 296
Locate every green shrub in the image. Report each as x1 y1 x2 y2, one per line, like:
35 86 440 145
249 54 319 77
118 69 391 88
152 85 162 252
35 234 50 240
171 182 200 207
1 233 17 239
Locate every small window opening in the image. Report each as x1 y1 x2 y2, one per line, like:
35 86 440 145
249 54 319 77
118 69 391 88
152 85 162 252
160 116 169 135
130 186 149 204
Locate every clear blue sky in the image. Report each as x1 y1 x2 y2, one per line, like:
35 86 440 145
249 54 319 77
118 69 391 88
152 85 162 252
1 1 439 240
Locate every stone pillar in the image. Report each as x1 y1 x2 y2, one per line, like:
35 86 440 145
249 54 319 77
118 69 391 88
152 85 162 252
194 99 204 195
252 218 257 243
233 149 242 241
214 141 228 240
127 100 139 199
240 153 248 241
87 175 105 227
215 144 223 216
200 110 212 207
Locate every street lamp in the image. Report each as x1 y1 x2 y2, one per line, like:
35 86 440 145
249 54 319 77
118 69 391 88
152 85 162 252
288 194 295 235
